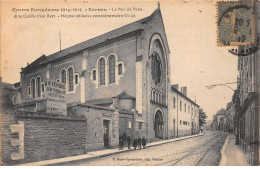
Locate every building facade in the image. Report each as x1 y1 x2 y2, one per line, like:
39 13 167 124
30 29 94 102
13 6 174 151
224 102 235 133
169 85 200 138
233 1 260 165
4 5 201 160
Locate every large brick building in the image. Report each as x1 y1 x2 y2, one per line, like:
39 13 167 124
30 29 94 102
11 5 200 154
15 6 171 150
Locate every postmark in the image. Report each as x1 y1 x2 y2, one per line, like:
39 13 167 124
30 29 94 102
217 0 255 46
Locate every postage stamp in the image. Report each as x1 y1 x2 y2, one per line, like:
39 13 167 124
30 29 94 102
217 0 255 46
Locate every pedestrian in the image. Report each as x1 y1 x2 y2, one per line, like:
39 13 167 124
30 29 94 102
138 136 142 149
133 137 138 150
127 135 131 149
142 136 146 149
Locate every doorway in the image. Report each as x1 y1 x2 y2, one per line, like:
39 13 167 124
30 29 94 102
103 119 110 148
154 110 163 139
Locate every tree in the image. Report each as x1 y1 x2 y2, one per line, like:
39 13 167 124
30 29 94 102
199 108 208 127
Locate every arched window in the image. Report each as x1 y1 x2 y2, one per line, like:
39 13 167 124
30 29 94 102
173 97 176 108
68 67 74 91
99 58 105 85
152 90 155 101
109 56 115 84
158 93 161 103
92 70 96 81
36 77 41 97
161 94 164 104
75 74 79 85
41 83 45 92
151 52 162 85
31 78 36 98
118 63 122 75
28 86 31 95
61 69 66 84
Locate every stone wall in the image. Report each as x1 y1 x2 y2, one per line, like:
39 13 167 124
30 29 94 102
1 110 87 165
68 104 119 152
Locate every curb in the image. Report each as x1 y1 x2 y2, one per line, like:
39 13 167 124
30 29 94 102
219 135 229 166
20 133 204 166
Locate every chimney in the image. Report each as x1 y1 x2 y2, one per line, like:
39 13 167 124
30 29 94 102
172 84 179 91
182 87 187 96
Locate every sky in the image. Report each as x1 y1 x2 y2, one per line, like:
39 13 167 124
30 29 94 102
1 0 239 121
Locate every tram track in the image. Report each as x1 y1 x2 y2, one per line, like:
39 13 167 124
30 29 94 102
173 133 227 166
153 133 227 166
68 132 228 166
126 133 226 166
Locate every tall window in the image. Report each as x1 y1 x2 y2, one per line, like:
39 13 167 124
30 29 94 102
61 69 66 84
68 67 74 91
118 63 122 75
36 77 41 97
99 58 105 85
184 103 186 112
173 97 176 108
180 101 182 111
75 74 79 85
41 83 44 92
31 78 36 98
28 86 31 95
188 106 190 114
109 56 115 84
151 52 162 85
153 90 155 101
138 122 142 129
92 70 96 81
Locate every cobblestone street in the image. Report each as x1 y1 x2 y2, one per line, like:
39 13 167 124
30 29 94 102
66 131 228 166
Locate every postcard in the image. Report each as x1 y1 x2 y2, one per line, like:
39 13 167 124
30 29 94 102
0 0 259 166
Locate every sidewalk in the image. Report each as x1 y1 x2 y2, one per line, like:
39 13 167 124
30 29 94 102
219 134 249 166
19 133 203 166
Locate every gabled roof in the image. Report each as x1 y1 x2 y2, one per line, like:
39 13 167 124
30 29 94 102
113 91 135 100
86 91 135 106
171 85 200 107
24 7 161 72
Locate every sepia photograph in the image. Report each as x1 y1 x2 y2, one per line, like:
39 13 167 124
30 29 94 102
0 0 259 166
